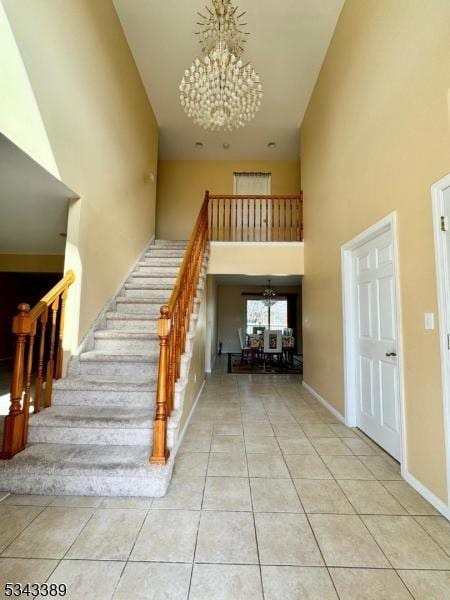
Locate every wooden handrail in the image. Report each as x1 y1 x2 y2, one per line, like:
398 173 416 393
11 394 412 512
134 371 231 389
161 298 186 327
150 192 209 464
29 271 75 322
208 194 302 199
167 195 210 313
1 270 75 459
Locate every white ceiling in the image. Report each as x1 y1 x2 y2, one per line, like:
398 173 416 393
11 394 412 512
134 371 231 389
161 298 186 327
114 0 344 160
0 134 78 254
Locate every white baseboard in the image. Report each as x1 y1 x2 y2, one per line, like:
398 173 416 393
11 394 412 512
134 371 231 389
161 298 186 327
403 469 449 520
303 385 450 520
174 378 206 453
302 381 345 424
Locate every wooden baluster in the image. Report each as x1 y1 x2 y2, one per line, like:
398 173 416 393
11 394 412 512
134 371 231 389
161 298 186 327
247 197 250 242
222 198 225 241
150 306 170 464
1 303 31 459
44 297 59 408
271 197 274 241
206 190 211 240
22 321 36 447
34 309 48 414
176 301 182 376
167 310 175 415
289 200 295 241
287 199 291 240
240 197 243 241
209 200 212 239
171 311 177 411
278 199 281 241
264 198 269 242
55 288 68 379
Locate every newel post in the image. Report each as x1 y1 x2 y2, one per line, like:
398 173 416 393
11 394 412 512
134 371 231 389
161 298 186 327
150 305 171 464
1 303 32 459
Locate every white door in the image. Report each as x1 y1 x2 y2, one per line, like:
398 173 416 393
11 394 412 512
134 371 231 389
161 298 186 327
441 185 450 337
432 174 450 506
353 229 401 459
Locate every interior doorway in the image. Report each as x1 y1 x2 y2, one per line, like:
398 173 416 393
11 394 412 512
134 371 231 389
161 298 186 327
342 214 405 462
212 275 303 374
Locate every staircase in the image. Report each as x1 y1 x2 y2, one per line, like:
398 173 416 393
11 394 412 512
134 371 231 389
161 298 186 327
0 240 195 497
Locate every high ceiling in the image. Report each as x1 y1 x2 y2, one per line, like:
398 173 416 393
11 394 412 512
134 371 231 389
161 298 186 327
114 0 344 160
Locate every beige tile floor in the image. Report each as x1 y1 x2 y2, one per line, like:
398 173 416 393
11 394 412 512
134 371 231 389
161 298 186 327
1 357 450 599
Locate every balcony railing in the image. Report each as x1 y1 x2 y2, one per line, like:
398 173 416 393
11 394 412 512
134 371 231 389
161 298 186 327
208 193 303 242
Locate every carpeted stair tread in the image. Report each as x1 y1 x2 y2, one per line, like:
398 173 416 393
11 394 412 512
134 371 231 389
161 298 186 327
29 405 154 429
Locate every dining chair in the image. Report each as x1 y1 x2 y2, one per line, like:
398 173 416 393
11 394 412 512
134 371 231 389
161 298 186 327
237 327 251 363
263 330 283 368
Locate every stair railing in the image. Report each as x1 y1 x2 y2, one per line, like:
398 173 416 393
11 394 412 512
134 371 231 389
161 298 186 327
150 190 304 464
150 192 209 464
1 271 75 459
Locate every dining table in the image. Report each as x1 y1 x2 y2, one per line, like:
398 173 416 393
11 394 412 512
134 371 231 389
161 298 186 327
246 333 296 366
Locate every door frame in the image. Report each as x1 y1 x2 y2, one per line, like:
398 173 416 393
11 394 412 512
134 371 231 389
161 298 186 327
431 173 450 508
341 212 407 470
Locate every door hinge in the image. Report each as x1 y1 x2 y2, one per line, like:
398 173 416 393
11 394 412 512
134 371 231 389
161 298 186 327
448 334 450 350
441 216 448 232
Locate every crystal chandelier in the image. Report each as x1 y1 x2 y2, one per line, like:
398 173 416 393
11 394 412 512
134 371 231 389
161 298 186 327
262 279 277 307
179 0 263 131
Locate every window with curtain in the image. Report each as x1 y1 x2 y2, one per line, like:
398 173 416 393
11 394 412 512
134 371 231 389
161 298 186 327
233 172 272 195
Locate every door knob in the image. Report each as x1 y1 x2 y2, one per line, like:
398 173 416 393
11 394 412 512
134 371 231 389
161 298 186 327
385 352 397 357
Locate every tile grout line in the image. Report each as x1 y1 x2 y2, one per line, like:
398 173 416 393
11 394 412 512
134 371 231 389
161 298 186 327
284 439 343 597
4 361 446 596
0 502 49 557
289 432 398 572
243 388 266 599
113 504 154 595
186 427 210 598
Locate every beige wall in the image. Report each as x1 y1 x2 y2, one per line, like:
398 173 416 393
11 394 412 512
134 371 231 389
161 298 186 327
208 243 304 276
156 160 301 239
0 1 59 177
301 0 450 500
217 285 302 353
4 0 159 348
178 285 207 432
0 254 64 273
205 276 218 372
